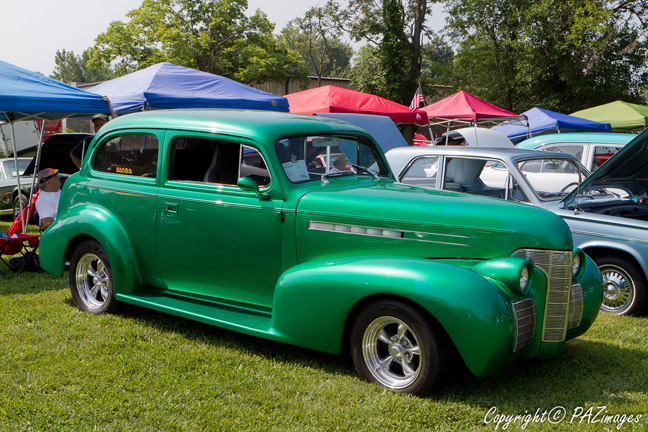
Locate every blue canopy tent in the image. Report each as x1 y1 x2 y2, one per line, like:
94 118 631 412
492 107 612 143
87 62 289 115
0 59 110 123
0 59 110 231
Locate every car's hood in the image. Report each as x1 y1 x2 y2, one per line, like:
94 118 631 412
563 130 646 207
297 181 572 260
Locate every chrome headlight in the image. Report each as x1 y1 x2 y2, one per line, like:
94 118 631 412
474 258 534 296
572 249 585 278
519 265 530 293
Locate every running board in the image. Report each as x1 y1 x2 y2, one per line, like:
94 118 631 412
115 291 275 338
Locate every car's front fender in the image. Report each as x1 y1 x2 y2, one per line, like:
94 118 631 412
39 204 142 294
271 256 522 378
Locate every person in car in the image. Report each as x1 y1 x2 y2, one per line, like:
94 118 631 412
70 114 109 169
34 168 61 229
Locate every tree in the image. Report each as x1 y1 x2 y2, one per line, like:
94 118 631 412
343 0 437 103
282 2 353 85
420 36 454 85
445 0 648 112
51 49 114 83
90 0 307 86
348 45 384 95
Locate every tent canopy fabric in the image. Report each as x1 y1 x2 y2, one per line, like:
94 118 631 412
571 101 648 131
423 90 518 122
286 85 428 124
492 107 612 143
0 59 110 122
88 62 289 115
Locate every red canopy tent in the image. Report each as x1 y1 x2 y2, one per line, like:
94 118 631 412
286 85 428 124
423 90 523 126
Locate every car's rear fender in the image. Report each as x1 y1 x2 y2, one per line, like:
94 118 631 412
271 256 522 378
39 204 142 294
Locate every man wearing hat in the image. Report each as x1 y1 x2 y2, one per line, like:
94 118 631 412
70 114 109 169
34 168 61 229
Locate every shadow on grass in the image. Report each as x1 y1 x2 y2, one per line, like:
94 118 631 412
67 299 354 378
76 300 647 405
437 338 647 409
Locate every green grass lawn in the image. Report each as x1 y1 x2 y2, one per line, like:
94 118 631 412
0 218 646 431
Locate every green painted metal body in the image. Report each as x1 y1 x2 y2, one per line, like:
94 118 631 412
39 110 602 379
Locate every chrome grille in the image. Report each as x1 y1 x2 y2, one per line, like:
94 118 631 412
568 283 583 329
512 298 535 351
511 249 573 342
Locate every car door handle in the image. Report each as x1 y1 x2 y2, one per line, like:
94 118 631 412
164 202 178 214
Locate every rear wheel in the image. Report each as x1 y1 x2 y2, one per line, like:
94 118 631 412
69 240 118 314
596 256 646 315
350 300 447 396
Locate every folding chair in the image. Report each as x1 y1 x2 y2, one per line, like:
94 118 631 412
0 234 41 278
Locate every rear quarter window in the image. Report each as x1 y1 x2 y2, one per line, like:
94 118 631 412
94 134 159 178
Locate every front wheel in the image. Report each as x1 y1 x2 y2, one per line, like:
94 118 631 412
12 194 28 220
69 240 118 314
350 300 447 396
595 256 646 315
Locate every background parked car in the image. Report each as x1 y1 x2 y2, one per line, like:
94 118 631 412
12 133 91 218
386 143 647 316
517 132 635 171
0 157 30 216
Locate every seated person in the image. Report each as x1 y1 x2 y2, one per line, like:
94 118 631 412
329 155 348 174
34 168 61 229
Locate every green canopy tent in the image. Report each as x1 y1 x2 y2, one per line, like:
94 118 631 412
571 101 648 132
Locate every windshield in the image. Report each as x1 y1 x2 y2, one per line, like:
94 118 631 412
275 135 390 183
2 159 30 177
516 158 591 201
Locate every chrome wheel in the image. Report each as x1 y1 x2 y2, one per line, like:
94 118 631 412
362 316 422 389
600 264 633 314
75 252 111 311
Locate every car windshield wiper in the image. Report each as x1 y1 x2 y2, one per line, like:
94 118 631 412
321 170 355 184
350 164 380 180
321 164 379 184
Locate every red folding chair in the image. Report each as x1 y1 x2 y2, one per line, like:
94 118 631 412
7 190 39 236
0 234 41 278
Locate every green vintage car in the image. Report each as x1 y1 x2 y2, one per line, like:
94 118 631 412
39 110 603 396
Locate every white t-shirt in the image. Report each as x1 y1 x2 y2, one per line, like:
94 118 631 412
35 190 61 224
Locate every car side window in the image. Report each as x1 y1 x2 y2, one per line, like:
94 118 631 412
544 144 583 161
592 145 620 170
94 134 159 177
401 156 439 186
168 137 270 187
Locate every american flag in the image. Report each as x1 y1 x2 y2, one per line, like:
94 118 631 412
409 85 423 111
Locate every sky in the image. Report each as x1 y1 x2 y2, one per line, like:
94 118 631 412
1 0 446 77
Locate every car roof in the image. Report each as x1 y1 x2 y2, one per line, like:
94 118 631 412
517 132 636 149
385 145 574 177
97 109 371 150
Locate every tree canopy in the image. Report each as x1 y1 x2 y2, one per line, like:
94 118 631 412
51 49 114 84
445 0 648 112
49 0 648 112
281 2 353 85
89 0 307 85
341 0 436 104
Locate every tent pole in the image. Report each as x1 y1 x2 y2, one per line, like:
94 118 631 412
22 121 46 233
8 120 26 233
103 97 118 118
